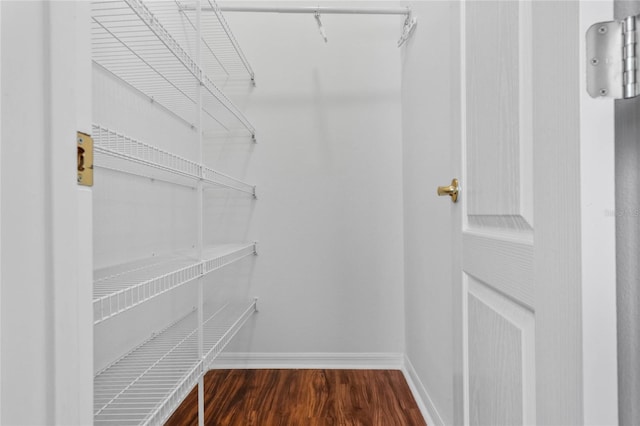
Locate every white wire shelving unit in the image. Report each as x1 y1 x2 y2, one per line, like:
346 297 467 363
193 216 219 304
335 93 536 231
91 0 255 137
94 299 257 426
92 124 256 196
94 243 256 324
91 0 258 424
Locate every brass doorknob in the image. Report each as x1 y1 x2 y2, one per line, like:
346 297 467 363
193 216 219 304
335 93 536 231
437 178 460 203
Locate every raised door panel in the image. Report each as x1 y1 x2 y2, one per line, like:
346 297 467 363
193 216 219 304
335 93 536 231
465 276 535 426
465 0 533 234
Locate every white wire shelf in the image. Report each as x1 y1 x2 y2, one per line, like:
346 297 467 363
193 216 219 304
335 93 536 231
94 298 257 426
200 244 257 274
145 0 255 83
91 0 255 136
201 165 256 196
93 124 256 196
93 243 257 324
202 298 256 371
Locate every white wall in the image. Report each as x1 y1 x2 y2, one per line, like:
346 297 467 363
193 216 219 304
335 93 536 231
401 2 460 424
216 1 406 357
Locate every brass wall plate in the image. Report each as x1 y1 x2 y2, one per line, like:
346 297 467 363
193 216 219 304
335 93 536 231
77 131 94 186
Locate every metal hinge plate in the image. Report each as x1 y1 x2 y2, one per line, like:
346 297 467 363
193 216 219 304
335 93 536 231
77 131 94 186
587 20 624 98
587 15 639 99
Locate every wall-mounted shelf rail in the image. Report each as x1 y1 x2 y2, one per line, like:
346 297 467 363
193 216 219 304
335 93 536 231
93 243 256 324
91 0 255 135
93 124 256 195
144 0 255 83
94 298 257 426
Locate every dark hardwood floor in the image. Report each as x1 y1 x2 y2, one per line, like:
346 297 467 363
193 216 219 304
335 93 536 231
166 369 427 425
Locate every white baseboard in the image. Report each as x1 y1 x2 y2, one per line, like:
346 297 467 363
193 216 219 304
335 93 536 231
402 355 445 426
211 352 404 370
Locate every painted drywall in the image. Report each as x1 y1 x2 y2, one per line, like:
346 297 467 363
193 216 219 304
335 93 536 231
401 2 460 424
615 2 640 424
215 1 406 355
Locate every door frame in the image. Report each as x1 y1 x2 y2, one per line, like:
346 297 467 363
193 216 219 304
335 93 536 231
579 1 618 425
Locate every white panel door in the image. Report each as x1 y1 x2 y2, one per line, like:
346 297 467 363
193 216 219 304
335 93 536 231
456 1 618 425
460 2 536 424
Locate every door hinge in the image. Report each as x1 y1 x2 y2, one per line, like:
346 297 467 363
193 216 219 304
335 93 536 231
587 15 639 99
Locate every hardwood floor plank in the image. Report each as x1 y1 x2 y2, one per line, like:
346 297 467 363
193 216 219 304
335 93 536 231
165 369 427 426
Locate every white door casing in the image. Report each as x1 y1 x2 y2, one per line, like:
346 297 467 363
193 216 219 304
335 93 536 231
579 1 618 425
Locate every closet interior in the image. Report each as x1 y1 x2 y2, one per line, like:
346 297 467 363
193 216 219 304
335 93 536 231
1 1 623 425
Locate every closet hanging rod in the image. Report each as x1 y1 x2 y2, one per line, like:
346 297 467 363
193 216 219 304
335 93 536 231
179 4 417 46
184 5 411 16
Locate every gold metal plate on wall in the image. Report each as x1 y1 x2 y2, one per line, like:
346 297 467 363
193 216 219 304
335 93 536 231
77 131 93 186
